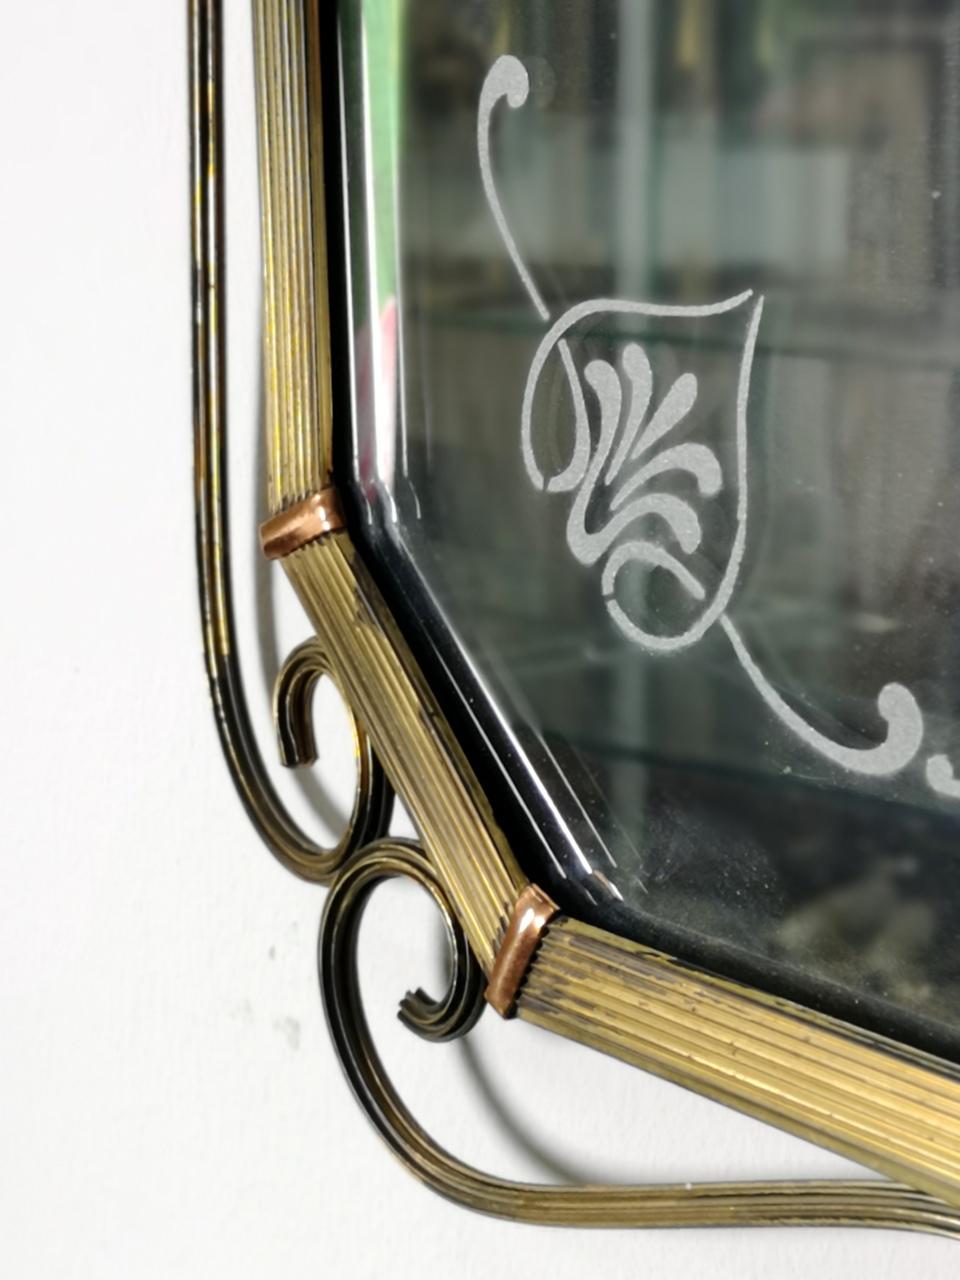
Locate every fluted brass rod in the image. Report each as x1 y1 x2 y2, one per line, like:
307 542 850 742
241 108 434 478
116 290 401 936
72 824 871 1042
252 0 334 511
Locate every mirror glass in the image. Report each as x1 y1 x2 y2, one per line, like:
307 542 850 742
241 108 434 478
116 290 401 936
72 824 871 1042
335 0 960 1058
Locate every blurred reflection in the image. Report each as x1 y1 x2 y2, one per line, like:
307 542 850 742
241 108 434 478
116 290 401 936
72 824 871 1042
342 0 960 1053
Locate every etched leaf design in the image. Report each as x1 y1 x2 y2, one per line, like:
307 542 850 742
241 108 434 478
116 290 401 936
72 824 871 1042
567 353 707 568
481 52 929 781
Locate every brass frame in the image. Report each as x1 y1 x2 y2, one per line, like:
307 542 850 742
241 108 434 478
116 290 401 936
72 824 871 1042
190 0 960 1234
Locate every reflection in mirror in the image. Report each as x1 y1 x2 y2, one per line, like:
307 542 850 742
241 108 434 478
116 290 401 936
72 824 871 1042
336 0 960 1058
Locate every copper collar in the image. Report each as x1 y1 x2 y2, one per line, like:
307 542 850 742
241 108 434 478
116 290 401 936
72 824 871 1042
485 884 560 1017
259 488 345 560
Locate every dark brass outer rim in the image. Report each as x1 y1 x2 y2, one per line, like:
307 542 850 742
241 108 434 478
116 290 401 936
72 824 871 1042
189 0 390 882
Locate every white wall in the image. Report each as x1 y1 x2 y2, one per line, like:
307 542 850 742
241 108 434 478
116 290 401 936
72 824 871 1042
0 3 957 1276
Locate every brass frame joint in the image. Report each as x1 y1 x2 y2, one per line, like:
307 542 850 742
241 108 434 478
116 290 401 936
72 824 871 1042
485 884 560 1017
259 487 345 560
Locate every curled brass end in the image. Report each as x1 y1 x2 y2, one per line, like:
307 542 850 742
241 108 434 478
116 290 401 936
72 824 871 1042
485 884 560 1017
271 639 393 881
259 487 345 560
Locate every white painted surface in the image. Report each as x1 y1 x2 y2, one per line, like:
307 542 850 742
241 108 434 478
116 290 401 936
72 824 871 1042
0 4 957 1276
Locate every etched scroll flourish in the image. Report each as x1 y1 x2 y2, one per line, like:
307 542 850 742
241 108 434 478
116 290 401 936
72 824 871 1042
478 53 956 793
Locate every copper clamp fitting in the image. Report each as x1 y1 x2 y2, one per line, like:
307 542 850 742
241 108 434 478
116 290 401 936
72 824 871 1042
485 884 560 1017
259 487 345 560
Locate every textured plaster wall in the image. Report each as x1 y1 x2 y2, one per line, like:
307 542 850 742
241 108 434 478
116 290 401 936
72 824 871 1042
0 3 957 1276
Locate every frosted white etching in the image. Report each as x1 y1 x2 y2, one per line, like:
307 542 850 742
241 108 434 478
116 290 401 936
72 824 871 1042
927 755 960 799
479 54 956 793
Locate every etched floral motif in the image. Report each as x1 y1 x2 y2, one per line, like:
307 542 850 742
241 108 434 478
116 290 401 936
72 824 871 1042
478 53 959 794
520 289 761 655
570 343 712 577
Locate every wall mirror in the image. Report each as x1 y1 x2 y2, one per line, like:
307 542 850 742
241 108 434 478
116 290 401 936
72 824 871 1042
191 0 960 1235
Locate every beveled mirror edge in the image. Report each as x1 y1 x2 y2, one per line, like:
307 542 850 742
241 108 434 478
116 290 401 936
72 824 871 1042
192 0 960 1229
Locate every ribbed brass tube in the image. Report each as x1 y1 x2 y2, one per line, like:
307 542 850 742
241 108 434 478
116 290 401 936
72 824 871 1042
253 0 333 508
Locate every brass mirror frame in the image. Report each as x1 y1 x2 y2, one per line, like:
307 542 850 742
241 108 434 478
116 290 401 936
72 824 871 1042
190 0 960 1235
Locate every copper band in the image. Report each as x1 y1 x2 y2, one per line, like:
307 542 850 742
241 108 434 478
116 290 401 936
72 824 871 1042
259 488 345 560
485 884 560 1017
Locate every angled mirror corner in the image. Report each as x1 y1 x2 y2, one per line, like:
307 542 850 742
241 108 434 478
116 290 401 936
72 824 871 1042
327 0 960 1067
